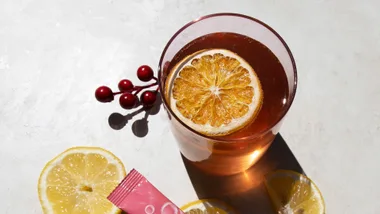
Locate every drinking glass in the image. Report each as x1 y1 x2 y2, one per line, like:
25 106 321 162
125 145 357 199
158 13 297 175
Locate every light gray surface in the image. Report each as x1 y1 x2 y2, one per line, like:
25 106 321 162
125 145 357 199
1 0 379 213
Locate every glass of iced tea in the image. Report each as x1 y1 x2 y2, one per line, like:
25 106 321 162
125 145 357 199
158 13 297 175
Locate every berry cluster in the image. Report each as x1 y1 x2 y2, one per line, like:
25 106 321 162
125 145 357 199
95 65 158 109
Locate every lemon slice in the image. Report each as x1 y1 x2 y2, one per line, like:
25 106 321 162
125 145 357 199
38 147 126 214
166 49 263 136
264 170 325 214
181 199 236 214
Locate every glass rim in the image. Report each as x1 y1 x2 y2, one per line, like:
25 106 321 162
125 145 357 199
158 12 298 142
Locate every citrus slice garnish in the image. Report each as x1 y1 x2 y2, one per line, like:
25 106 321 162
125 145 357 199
38 147 126 214
264 170 325 214
166 49 263 136
181 199 236 214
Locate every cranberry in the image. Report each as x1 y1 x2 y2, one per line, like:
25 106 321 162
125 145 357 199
118 79 134 92
119 93 138 109
137 65 154 82
96 64 159 112
140 91 157 107
95 86 114 102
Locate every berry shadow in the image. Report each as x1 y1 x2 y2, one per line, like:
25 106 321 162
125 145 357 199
108 93 162 138
181 134 304 213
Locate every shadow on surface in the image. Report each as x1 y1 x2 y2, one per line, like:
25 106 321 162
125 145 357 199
182 134 304 214
108 93 162 137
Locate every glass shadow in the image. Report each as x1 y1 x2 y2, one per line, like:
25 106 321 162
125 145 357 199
181 134 304 213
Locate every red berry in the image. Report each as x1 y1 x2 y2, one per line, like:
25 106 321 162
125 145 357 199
140 91 157 107
118 79 134 92
95 86 114 102
137 65 154 82
119 93 138 109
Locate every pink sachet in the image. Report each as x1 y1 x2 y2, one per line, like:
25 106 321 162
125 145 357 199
108 169 184 214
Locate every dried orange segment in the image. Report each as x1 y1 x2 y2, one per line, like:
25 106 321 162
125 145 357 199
167 49 263 136
216 69 253 93
213 98 233 127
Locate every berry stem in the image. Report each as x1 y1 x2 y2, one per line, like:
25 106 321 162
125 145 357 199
113 91 124 95
133 87 143 96
113 80 159 96
132 81 158 95
143 81 158 89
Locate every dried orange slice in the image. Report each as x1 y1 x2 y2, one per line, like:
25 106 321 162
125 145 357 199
38 147 126 214
181 199 236 214
166 49 263 136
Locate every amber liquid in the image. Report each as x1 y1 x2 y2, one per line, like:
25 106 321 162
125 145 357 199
164 32 289 175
